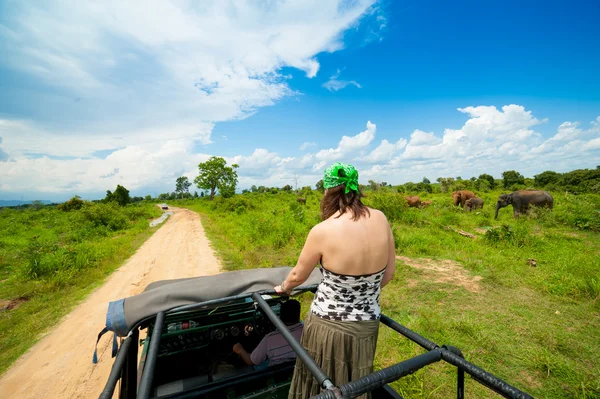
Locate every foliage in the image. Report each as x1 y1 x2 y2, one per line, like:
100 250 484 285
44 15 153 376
0 202 161 374
57 196 84 212
477 173 497 189
194 156 239 200
438 177 455 193
422 177 431 184
416 182 432 193
315 179 324 193
534 170 562 187
368 180 380 191
502 170 525 189
175 176 192 198
104 184 131 206
179 187 600 399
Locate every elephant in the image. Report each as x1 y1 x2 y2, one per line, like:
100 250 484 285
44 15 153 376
420 200 432 208
404 196 421 208
296 197 306 205
464 197 484 212
494 190 553 219
452 190 475 208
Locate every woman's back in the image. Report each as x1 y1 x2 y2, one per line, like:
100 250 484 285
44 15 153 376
316 207 391 276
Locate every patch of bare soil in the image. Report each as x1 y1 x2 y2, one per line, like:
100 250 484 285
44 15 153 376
0 207 222 399
0 297 29 312
397 255 483 293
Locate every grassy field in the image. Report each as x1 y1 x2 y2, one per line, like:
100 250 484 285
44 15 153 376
176 189 600 399
0 201 162 375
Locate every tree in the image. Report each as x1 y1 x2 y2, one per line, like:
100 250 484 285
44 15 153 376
251 185 258 193
145 194 152 201
534 171 561 187
368 180 380 191
30 200 45 210
57 196 84 211
281 184 293 192
477 174 496 189
438 177 455 193
194 156 239 200
416 182 432 193
502 170 525 189
105 185 130 206
422 177 431 184
175 176 192 199
193 191 199 198
404 182 417 193
315 179 324 193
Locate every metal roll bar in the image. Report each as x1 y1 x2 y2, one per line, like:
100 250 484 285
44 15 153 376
98 284 534 399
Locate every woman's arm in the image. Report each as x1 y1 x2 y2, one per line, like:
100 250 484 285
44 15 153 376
381 224 396 288
275 226 322 294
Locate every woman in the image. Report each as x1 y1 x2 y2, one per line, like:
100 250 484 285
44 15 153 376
275 162 396 399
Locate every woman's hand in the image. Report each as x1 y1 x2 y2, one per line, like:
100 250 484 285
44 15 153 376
274 285 290 295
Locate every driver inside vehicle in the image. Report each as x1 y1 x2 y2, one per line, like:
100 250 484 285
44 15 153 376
232 299 303 369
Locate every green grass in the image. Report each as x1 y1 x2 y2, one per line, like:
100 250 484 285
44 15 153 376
173 189 600 399
0 202 162 375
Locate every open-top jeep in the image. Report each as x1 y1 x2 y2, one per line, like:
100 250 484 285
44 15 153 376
97 267 533 399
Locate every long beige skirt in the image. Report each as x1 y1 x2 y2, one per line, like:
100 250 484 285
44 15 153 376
288 312 380 399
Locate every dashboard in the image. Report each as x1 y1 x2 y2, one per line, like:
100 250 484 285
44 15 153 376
156 298 280 358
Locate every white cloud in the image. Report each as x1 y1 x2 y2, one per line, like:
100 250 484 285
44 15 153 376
300 142 316 151
316 121 376 164
0 119 213 158
2 102 599 199
363 138 407 163
0 1 379 198
322 69 362 92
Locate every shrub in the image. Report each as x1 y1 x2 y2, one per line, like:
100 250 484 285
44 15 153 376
553 194 600 231
484 223 535 248
57 196 84 212
365 193 408 223
78 202 128 231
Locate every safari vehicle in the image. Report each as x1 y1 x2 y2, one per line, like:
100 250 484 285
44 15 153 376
97 267 533 399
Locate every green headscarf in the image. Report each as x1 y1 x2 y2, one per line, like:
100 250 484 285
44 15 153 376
323 162 359 194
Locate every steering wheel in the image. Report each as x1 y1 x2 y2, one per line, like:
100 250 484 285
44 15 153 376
249 307 275 337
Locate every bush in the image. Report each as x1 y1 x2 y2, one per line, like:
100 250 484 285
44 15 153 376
78 202 128 231
57 196 84 212
484 222 536 248
552 194 600 231
365 193 408 223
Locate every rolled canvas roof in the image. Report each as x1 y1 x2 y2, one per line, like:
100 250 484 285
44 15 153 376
105 267 322 337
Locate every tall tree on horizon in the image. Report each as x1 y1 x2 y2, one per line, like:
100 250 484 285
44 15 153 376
175 176 192 199
194 156 239 200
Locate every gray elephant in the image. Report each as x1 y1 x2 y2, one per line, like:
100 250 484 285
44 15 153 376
495 190 553 219
465 197 484 212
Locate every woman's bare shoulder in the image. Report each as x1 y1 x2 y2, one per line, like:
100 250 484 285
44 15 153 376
366 207 388 221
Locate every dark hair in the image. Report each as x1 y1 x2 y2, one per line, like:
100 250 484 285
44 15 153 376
320 184 370 221
280 299 301 325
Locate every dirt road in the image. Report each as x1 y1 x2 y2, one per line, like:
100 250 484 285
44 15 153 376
0 207 221 398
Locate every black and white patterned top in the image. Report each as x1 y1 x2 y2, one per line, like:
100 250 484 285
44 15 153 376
310 264 385 321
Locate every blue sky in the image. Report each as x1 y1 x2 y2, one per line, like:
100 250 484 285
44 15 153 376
0 0 599 201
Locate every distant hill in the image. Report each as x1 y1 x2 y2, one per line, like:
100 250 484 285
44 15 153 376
0 200 54 207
